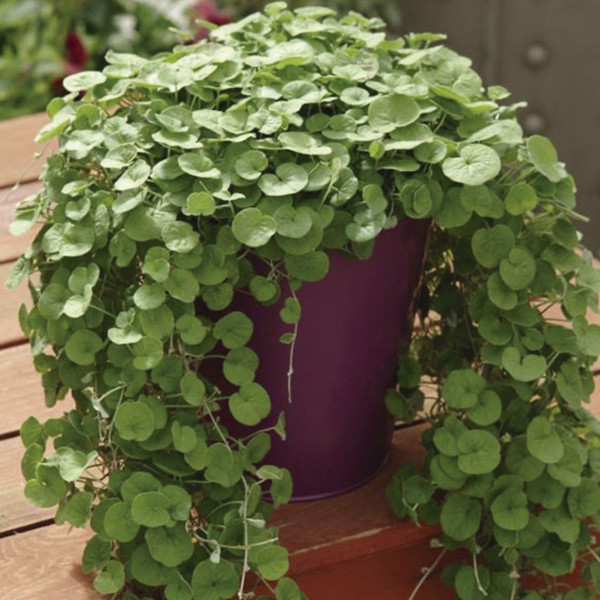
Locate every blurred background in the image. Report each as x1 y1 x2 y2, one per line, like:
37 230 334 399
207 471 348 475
1 0 598 251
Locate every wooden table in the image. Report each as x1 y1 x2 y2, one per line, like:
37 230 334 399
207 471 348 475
1 113 599 600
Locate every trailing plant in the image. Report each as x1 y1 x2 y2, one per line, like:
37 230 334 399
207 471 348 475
8 3 600 599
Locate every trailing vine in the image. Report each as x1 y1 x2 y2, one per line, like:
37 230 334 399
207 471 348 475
8 4 600 600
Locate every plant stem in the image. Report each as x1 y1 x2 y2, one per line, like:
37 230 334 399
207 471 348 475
238 478 250 599
407 548 448 600
473 553 488 597
286 286 300 404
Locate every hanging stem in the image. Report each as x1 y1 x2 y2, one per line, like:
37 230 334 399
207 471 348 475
286 286 300 405
407 548 448 600
473 553 488 597
238 477 250 599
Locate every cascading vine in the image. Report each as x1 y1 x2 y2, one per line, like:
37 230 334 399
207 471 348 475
8 4 600 600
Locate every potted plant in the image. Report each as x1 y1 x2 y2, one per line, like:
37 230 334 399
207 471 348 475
9 3 600 599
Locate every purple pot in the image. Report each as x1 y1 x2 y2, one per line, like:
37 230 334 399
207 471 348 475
203 219 429 500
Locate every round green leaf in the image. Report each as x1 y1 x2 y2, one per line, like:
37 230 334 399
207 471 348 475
487 273 518 311
442 144 501 186
454 565 490 600
131 336 164 370
471 225 515 268
491 488 530 531
65 491 93 527
214 311 253 349
145 523 194 567
460 185 503 218
368 94 420 132
457 430 501 474
415 140 447 164
433 416 467 457
229 382 271 426
527 472 565 509
250 276 279 304
204 444 243 487
527 135 567 182
115 159 151 191
223 347 259 386
258 163 309 196
440 493 482 541
235 150 269 180
162 222 200 254
255 545 290 580
63 70 106 92
131 491 170 527
176 315 207 345
278 132 331 156
232 208 277 247
505 437 545 482
567 478 600 519
466 390 502 426
178 153 219 178
505 183 538 215
527 416 564 464
274 206 313 238
181 372 207 406
121 472 162 502
134 283 166 310
185 192 216 216
478 316 513 345
499 248 536 291
93 560 124 595
441 369 485 409
502 347 547 382
114 401 155 441
103 500 140 542
65 329 103 366
284 251 330 282
165 268 199 303
191 560 238 600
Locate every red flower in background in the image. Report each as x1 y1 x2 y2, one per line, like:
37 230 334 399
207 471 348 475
65 32 88 71
193 1 230 39
53 32 88 93
194 1 230 26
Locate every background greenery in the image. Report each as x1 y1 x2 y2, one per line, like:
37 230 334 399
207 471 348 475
0 0 399 121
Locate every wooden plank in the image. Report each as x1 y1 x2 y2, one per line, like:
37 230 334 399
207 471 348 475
0 522 452 600
0 113 56 189
0 261 30 347
0 180 42 263
0 436 53 533
0 426 436 600
0 228 37 265
289 543 453 600
0 526 95 600
0 343 70 436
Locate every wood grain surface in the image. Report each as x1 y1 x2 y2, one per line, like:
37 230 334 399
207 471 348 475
0 261 30 347
0 113 56 189
0 526 95 600
0 436 53 533
0 343 70 436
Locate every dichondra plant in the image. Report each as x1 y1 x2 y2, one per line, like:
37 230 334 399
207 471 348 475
9 3 600 599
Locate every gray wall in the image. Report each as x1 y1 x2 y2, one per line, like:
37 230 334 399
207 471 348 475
400 1 600 253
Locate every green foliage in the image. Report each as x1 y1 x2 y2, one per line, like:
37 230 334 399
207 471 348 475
0 0 194 121
383 20 600 600
10 4 600 600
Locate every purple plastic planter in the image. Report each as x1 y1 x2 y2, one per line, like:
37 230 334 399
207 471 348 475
203 219 430 500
